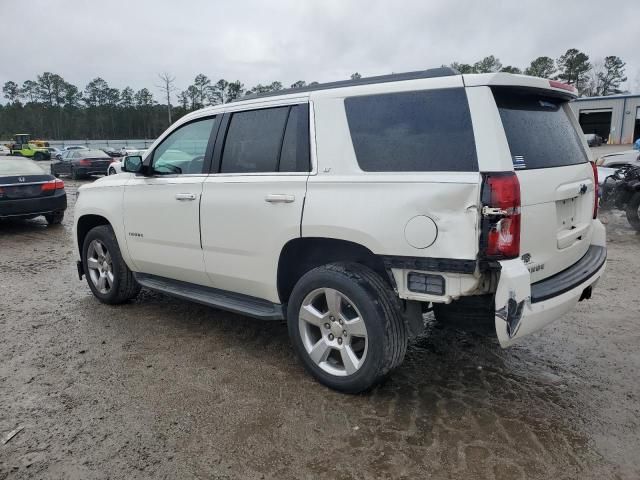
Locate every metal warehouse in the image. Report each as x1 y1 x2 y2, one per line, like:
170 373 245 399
570 94 640 145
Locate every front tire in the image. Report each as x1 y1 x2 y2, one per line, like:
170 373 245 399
71 167 80 180
626 192 640 231
108 167 116 175
34 152 44 161
287 262 407 393
82 225 140 304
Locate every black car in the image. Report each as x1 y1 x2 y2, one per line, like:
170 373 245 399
0 157 67 224
50 149 114 179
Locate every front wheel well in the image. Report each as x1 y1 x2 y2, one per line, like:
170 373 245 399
76 215 111 256
277 237 391 304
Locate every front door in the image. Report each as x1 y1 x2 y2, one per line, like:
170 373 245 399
123 116 218 285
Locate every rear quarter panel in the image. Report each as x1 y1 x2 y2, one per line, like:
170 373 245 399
304 89 481 261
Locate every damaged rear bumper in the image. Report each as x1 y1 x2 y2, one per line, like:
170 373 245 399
494 222 607 347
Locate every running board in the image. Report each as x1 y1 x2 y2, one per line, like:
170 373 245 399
134 273 285 320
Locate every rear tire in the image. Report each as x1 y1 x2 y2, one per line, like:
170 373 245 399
71 167 80 180
82 225 140 304
34 152 44 161
45 211 64 225
287 262 407 393
50 165 59 178
626 192 640 231
432 294 495 334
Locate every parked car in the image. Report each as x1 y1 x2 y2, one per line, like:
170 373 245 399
0 145 10 155
0 156 67 224
64 145 89 151
101 147 123 158
73 69 606 393
585 133 603 147
596 149 640 168
50 149 113 179
108 150 148 175
47 147 63 160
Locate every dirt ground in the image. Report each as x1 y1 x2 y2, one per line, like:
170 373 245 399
1 175 639 480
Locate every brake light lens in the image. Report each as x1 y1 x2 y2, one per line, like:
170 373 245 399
481 172 521 259
548 80 577 94
41 179 65 191
591 161 599 219
78 159 91 166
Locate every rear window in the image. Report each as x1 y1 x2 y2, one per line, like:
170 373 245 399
344 88 477 172
81 150 110 158
0 159 45 176
493 88 588 170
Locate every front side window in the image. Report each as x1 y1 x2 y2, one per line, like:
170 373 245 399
152 117 216 175
345 88 478 172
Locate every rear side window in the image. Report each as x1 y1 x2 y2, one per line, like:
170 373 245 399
279 105 311 172
344 88 477 172
221 107 289 173
493 88 588 170
221 105 309 173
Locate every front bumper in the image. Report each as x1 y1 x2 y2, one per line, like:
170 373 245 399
0 190 67 218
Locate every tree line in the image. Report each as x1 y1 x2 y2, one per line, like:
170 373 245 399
448 49 627 97
0 48 628 141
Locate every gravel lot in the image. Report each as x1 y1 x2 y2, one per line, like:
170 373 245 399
1 173 639 479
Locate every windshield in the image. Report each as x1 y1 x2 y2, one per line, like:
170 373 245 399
493 88 588 170
0 159 46 176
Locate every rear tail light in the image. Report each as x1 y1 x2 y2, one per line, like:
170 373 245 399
41 179 65 191
591 161 599 219
78 159 91 166
480 172 521 259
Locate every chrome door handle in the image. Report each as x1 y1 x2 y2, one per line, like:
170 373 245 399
175 193 197 201
265 194 295 203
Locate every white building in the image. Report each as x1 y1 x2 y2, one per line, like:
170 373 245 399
570 94 640 145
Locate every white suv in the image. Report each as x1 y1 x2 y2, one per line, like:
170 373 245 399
73 68 606 393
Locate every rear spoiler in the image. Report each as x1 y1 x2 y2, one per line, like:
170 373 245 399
462 73 578 100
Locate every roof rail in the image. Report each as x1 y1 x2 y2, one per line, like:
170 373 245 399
236 67 461 102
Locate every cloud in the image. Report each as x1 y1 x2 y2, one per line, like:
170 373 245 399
0 0 637 98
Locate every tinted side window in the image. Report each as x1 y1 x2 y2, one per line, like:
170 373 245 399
492 88 588 170
221 107 289 173
153 117 216 175
345 88 477 172
279 105 310 172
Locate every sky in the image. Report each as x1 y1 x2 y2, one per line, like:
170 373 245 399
0 0 638 101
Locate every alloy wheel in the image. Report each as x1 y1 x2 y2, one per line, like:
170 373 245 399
298 288 368 377
86 239 114 294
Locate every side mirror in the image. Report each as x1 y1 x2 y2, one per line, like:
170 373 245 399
123 155 143 173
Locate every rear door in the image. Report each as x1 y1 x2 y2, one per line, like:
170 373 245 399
492 88 595 283
200 103 310 303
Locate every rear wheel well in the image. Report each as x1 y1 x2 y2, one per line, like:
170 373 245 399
76 215 111 256
277 238 390 303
